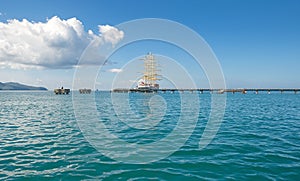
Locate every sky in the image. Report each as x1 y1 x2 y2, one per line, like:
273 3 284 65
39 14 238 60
0 0 299 90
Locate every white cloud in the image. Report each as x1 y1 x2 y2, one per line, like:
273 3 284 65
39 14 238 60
99 25 124 46
0 16 124 69
107 68 122 73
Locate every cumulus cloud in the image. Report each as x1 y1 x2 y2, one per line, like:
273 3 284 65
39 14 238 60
99 25 124 46
107 68 122 73
0 16 124 69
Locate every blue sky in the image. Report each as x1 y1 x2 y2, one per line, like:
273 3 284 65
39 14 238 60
0 0 299 89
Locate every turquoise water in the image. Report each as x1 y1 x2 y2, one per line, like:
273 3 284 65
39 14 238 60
0 91 299 180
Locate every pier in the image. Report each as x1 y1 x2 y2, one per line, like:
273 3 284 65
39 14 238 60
112 88 299 94
109 53 299 95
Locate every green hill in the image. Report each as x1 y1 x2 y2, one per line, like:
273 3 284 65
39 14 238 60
0 82 47 90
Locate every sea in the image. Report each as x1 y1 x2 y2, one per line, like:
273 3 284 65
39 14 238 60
0 91 299 180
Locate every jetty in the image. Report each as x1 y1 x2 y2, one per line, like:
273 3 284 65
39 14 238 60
54 88 70 94
112 88 299 94
111 53 299 94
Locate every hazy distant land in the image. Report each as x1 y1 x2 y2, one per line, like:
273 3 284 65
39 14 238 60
0 82 47 91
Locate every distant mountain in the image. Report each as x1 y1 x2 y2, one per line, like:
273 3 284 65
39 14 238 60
0 82 47 90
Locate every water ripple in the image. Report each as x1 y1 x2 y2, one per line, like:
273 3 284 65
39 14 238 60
0 92 299 179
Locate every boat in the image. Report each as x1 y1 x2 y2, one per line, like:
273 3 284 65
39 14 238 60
54 87 70 94
136 52 160 92
79 88 91 94
137 79 159 92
